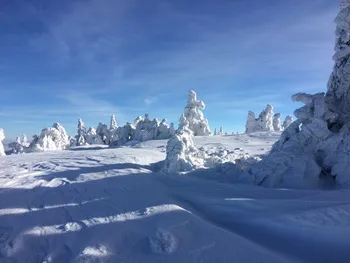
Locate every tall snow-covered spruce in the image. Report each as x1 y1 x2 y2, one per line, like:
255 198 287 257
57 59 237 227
0 129 5 156
184 90 211 136
76 119 87 146
110 114 117 130
248 2 350 188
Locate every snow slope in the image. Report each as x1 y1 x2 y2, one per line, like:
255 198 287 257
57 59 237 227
0 133 349 263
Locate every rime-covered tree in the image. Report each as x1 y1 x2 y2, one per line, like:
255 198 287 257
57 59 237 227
184 90 211 136
86 127 104 145
169 123 176 137
76 119 87 146
326 0 350 126
273 113 283 131
32 123 70 152
0 129 5 156
245 111 257 133
214 128 217 136
157 119 170 139
96 123 110 144
248 3 350 188
282 115 293 130
164 114 203 172
110 114 117 130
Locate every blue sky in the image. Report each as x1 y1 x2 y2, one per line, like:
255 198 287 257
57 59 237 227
0 0 337 138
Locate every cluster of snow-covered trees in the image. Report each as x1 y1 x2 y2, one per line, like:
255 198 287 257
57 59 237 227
245 104 292 133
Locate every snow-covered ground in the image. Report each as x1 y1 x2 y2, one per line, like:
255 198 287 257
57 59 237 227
0 133 349 263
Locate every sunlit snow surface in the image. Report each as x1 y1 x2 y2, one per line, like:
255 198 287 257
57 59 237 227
0 133 349 263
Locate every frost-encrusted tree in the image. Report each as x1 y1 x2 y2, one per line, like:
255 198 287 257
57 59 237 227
169 123 176 137
157 119 170 139
273 113 283 131
164 114 204 172
32 123 70 152
247 3 350 188
76 119 87 146
22 134 29 147
245 105 275 133
96 123 110 144
282 115 293 130
86 127 104 145
109 122 135 147
183 90 211 136
0 129 5 156
257 104 274 131
214 128 217 136
110 114 117 130
133 114 160 142
326 0 350 126
245 111 257 133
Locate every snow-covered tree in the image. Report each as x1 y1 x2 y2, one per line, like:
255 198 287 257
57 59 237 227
282 115 293 130
76 119 87 146
86 127 104 145
32 123 70 152
157 119 170 139
245 111 257 133
9 137 24 154
183 90 211 136
133 114 160 142
110 114 117 130
22 134 29 147
273 113 283 131
214 128 217 136
164 114 204 172
257 104 274 131
247 3 350 188
96 123 110 144
219 127 223 135
0 129 5 156
326 0 350 126
169 123 176 137
245 105 276 133
110 122 135 147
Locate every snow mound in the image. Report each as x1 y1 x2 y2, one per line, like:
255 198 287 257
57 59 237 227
149 229 177 254
184 90 211 136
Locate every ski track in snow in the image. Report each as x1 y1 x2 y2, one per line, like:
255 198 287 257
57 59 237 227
0 133 349 262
